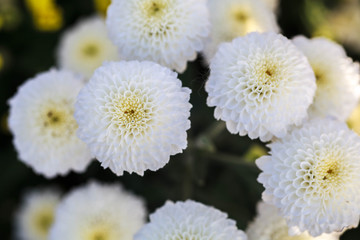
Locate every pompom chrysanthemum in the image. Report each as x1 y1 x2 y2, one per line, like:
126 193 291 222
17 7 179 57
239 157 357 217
15 189 61 240
106 0 210 73
246 202 340 240
57 16 119 78
50 182 146 240
206 32 316 142
8 69 92 178
134 200 247 240
256 118 360 236
293 36 360 121
75 61 191 175
203 0 279 61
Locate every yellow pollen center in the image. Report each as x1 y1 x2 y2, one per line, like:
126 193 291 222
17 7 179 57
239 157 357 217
143 0 167 17
233 10 248 22
39 101 77 139
116 94 150 131
33 209 54 236
314 158 343 188
257 62 279 85
82 44 99 57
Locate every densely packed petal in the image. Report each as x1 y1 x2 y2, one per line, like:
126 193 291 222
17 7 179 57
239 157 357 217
135 200 247 240
206 32 316 142
57 16 119 78
106 0 210 73
8 69 92 178
75 61 191 175
49 181 146 240
256 118 360 236
293 36 360 121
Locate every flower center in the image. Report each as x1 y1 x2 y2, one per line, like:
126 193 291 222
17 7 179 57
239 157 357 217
39 101 77 139
118 95 146 128
110 92 154 136
33 209 54 236
82 43 99 58
255 60 280 86
231 7 249 23
142 0 168 18
314 158 342 188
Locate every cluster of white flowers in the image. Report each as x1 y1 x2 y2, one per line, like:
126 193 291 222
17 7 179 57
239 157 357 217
8 0 360 239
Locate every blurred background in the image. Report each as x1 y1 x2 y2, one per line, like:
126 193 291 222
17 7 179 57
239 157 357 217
0 0 360 239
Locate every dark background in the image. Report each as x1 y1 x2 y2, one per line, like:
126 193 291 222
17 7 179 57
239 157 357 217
0 0 359 239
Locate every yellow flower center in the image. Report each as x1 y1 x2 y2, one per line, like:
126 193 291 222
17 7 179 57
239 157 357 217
142 0 169 18
82 43 100 58
231 7 249 23
32 207 55 237
83 220 120 240
314 158 343 189
38 100 77 139
110 92 154 136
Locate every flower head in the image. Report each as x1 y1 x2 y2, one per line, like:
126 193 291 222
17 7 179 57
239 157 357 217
106 0 210 73
206 32 316 142
8 69 92 178
57 16 119 78
134 200 247 240
256 118 360 236
75 61 191 175
246 202 341 240
203 0 279 61
293 36 360 121
15 188 61 240
50 181 146 240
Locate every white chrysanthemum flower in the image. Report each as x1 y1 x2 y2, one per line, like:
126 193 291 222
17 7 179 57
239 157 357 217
15 189 61 240
57 16 119 78
106 0 210 73
50 181 146 240
293 36 360 121
135 200 247 240
8 69 92 178
75 61 191 175
203 0 279 61
206 32 316 142
256 118 360 236
246 202 341 240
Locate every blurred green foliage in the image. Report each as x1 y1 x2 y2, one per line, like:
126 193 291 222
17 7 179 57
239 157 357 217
0 0 360 239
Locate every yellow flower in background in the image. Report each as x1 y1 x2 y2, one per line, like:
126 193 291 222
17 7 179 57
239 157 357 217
94 0 111 16
348 103 360 135
25 0 63 31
